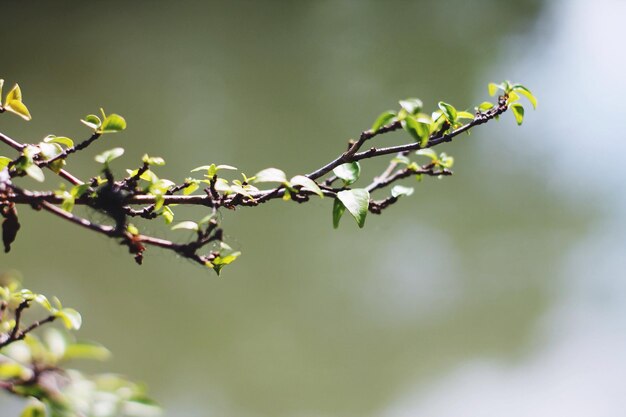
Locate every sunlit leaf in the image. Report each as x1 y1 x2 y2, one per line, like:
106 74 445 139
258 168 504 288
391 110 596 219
336 189 370 228
371 110 396 131
99 113 127 133
5 100 32 121
254 167 287 183
171 221 199 231
81 114 101 129
63 342 111 361
19 398 46 417
415 148 438 161
95 147 125 165
43 135 74 148
290 175 323 197
333 162 361 185
438 101 457 123
510 103 525 125
25 164 45 182
56 308 82 330
398 98 423 115
391 185 414 197
511 84 538 109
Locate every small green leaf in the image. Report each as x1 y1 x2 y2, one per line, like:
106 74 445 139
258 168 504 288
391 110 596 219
20 398 46 417
99 113 127 133
438 152 454 168
290 175 323 197
63 342 111 361
332 197 346 229
402 115 430 147
456 111 474 120
5 100 32 121
183 181 199 195
398 98 423 115
0 362 28 379
25 164 45 182
254 168 287 183
416 148 438 161
371 110 396 131
391 185 414 197
56 308 82 330
81 114 101 129
142 154 165 166
333 162 361 185
43 135 74 148
392 155 411 165
95 147 125 165
162 206 174 224
212 252 241 275
512 84 537 109
438 101 457 123
0 156 12 171
336 189 370 228
510 103 525 125
488 82 501 96
171 221 199 231
477 101 494 111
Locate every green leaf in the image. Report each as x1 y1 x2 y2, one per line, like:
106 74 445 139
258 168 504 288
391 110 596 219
142 154 165 166
0 362 28 379
171 221 199 231
333 162 361 185
0 79 3 98
99 113 127 133
56 308 82 330
510 103 525 125
371 110 396 131
402 116 430 147
512 84 537 109
398 98 423 115
162 206 174 224
4 83 22 104
290 175 323 197
438 101 457 123
81 114 101 129
456 111 474 120
0 156 12 171
438 152 454 168
391 185 414 197
5 100 32 121
95 147 125 165
254 167 287 183
43 135 74 148
336 189 370 228
415 148 438 161
20 398 46 417
477 101 494 111
183 181 199 195
63 342 111 361
488 82 501 96
71 184 91 198
212 252 241 275
332 197 346 229
25 164 45 182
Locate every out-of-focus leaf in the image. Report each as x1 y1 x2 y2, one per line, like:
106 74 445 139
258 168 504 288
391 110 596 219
391 185 414 197
171 221 199 231
95 148 125 165
56 308 82 330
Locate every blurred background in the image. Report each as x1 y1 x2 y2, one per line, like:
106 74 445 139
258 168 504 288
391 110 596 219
1 0 625 416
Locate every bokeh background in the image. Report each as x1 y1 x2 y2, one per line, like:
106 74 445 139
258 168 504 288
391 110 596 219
2 0 625 416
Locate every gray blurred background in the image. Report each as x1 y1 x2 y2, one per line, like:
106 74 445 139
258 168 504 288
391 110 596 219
2 0 625 416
